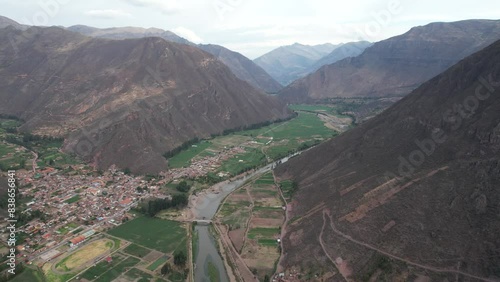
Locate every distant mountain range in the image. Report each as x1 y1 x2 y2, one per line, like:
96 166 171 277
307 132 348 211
305 41 373 74
254 43 340 85
275 39 500 280
67 24 193 45
0 26 291 173
278 19 500 102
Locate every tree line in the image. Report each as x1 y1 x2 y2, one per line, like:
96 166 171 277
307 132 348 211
138 193 188 217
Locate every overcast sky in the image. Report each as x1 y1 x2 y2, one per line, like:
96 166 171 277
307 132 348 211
1 0 499 59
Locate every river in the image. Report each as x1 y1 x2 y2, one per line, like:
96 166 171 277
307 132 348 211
192 153 300 282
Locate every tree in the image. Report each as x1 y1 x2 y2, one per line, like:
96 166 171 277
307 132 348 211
173 251 187 267
160 262 172 275
171 193 188 207
176 181 190 193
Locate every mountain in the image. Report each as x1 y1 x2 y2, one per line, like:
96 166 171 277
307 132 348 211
274 39 500 280
306 41 372 73
279 20 500 103
66 24 193 45
66 24 281 93
254 43 339 85
0 15 27 30
197 44 282 93
0 26 292 173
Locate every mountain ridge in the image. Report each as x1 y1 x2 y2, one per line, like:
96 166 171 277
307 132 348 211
0 26 292 173
274 38 500 280
278 19 500 102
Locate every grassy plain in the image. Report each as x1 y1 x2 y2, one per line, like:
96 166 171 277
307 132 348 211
107 216 187 254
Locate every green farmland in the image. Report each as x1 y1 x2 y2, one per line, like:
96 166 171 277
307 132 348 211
107 216 187 254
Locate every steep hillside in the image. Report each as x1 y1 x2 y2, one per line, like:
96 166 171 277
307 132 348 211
198 44 282 93
279 20 500 102
254 43 338 85
0 26 291 173
0 15 26 30
275 40 500 280
67 24 192 45
67 24 281 93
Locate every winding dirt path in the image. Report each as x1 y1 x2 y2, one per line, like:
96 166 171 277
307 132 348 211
318 211 348 281
273 171 289 276
214 222 257 282
322 210 497 282
31 151 38 173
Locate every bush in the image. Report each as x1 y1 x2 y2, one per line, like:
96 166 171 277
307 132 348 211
176 181 190 193
174 251 187 267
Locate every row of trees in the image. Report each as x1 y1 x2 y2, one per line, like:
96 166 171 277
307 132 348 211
139 193 188 217
160 251 187 275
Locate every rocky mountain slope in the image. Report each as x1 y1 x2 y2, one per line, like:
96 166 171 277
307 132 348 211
0 15 27 30
67 24 282 93
0 26 291 173
254 43 338 85
198 44 282 93
279 20 500 103
275 39 500 280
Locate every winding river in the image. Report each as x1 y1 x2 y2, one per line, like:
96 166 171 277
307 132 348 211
192 153 300 282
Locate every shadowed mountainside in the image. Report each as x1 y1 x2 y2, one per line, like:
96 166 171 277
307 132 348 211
279 20 500 103
198 44 283 93
0 26 291 173
275 39 500 280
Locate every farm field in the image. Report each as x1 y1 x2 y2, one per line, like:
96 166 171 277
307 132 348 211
168 141 212 168
216 172 284 280
146 256 168 271
166 109 342 177
0 117 80 171
123 243 151 258
10 267 45 282
107 216 188 254
93 256 140 282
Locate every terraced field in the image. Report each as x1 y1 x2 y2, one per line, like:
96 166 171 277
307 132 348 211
216 172 284 281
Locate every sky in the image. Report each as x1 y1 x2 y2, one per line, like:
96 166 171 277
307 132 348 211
1 0 499 59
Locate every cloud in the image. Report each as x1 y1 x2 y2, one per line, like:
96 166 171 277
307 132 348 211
172 27 203 43
121 0 182 14
84 9 132 19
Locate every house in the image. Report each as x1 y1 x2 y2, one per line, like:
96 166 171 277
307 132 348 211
119 198 132 207
69 235 86 246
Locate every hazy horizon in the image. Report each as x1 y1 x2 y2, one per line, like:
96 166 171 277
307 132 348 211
1 0 500 59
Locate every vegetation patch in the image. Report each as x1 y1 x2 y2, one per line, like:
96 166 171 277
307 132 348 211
247 227 280 240
64 195 80 204
147 256 169 271
107 216 187 254
79 254 127 281
125 268 154 282
93 256 140 282
168 141 212 168
123 243 151 258
207 261 220 282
